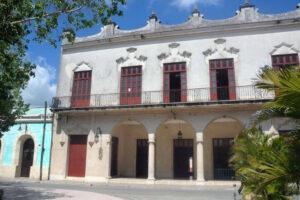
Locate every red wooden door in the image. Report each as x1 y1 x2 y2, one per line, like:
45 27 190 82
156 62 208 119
120 66 142 105
68 135 87 177
163 62 187 103
209 59 236 101
71 71 92 107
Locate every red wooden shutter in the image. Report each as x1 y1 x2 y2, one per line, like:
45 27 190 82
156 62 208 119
227 59 236 100
209 61 218 101
163 64 170 103
120 66 142 105
71 71 92 107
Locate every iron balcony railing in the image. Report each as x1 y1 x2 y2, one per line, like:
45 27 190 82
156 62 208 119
52 85 274 109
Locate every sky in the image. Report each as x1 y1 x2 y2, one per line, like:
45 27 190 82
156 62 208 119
22 0 300 106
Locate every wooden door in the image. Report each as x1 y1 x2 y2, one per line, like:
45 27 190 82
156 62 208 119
210 59 236 101
163 62 187 103
120 66 142 105
21 139 34 177
111 137 119 177
213 138 235 180
136 139 148 178
173 139 194 179
68 135 87 177
71 71 92 107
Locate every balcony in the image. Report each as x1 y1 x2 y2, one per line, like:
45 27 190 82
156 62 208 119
52 85 274 110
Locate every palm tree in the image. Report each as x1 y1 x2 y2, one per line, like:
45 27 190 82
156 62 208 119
230 66 300 199
251 66 300 126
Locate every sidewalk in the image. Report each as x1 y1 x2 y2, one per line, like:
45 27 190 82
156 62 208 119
1 183 125 200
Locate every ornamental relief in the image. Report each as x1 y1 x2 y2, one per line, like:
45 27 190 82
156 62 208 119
157 43 192 68
116 47 147 71
270 42 298 55
202 39 239 64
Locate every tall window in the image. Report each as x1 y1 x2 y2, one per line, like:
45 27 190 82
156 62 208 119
163 62 187 103
71 71 92 107
120 66 142 105
209 59 236 101
272 54 299 71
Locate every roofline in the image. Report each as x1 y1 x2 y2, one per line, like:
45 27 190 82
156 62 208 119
62 19 300 50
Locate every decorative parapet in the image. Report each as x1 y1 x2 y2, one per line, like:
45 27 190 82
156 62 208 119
62 2 300 48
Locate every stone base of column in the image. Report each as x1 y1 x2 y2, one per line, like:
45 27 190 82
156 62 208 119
196 179 205 185
147 178 155 184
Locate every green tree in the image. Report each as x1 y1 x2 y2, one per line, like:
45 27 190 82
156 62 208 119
231 66 300 199
231 128 300 199
251 66 300 126
0 0 126 135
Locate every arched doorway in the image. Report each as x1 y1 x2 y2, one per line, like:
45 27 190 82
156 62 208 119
155 118 197 180
203 116 243 180
20 138 34 177
110 120 148 178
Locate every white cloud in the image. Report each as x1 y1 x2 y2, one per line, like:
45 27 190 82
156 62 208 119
171 0 221 9
22 56 57 106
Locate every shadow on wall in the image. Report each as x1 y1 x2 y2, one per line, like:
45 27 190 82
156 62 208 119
0 182 69 200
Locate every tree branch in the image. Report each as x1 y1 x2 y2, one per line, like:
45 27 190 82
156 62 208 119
10 3 87 25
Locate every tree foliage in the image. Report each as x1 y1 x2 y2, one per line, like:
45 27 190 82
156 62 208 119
231 128 300 199
0 0 126 135
231 66 300 199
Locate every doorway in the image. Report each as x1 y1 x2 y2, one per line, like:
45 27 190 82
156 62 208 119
68 135 87 177
213 138 235 180
216 69 229 100
136 139 148 178
21 138 34 177
170 72 181 102
111 137 119 177
173 139 194 179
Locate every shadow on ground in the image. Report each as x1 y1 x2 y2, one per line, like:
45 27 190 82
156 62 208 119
0 183 71 200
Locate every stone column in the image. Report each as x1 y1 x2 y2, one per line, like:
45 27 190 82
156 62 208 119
106 135 112 180
147 133 155 181
196 132 205 182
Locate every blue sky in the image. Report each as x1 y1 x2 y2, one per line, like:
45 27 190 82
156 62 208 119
23 0 300 106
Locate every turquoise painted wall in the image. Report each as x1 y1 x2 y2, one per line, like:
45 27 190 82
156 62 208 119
1 107 52 167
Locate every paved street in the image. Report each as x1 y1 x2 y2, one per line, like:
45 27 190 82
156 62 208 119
0 178 243 200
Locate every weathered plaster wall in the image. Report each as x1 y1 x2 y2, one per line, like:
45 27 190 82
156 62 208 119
0 107 52 179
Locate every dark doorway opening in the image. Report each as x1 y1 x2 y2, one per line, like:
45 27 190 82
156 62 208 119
21 138 34 177
213 138 235 180
111 137 119 177
68 135 87 177
170 72 181 102
173 139 194 179
136 139 148 178
216 69 229 100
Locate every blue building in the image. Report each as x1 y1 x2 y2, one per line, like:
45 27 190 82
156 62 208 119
0 107 52 180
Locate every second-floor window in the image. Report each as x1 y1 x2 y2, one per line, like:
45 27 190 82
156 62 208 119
163 62 187 103
71 71 92 107
209 59 236 101
120 66 142 105
272 54 299 71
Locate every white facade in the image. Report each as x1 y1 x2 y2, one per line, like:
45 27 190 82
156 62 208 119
50 3 299 184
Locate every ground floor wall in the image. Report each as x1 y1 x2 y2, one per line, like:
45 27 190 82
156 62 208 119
49 105 296 183
0 123 52 180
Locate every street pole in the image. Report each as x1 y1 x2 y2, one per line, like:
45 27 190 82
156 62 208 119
39 101 47 181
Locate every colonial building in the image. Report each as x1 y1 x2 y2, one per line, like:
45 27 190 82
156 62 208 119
50 2 299 184
0 107 52 180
